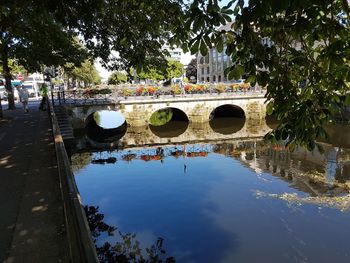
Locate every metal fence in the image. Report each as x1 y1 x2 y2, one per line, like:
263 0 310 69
51 84 266 105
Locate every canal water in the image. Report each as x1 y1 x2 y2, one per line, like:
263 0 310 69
70 113 350 263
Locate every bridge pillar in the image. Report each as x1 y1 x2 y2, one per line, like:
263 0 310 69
187 103 212 123
123 111 149 127
245 101 266 120
244 101 268 134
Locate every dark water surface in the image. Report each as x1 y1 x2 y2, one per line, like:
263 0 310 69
71 117 350 263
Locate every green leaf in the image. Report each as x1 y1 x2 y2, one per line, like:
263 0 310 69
203 35 211 47
266 102 274 115
246 75 256 84
217 37 224 53
199 39 208 56
333 94 340 103
345 94 350 105
236 65 245 76
190 39 200 55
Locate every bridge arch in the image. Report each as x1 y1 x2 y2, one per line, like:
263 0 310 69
210 104 246 119
85 110 127 129
148 107 189 138
209 104 246 135
69 104 120 129
85 110 128 142
149 107 189 126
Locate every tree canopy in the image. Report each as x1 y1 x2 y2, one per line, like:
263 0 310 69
183 0 350 149
64 60 101 88
1 0 350 148
166 59 184 81
108 71 128 85
186 58 198 83
0 0 91 108
130 59 183 83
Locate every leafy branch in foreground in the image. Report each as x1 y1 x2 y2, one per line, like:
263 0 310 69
84 205 175 263
183 0 350 149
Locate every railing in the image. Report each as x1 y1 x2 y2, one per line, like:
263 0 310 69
51 84 266 105
52 88 114 105
48 99 99 262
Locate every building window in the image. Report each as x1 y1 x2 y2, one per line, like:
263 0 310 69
201 67 204 75
201 77 204 82
207 67 210 74
218 75 221 82
218 61 222 71
212 57 217 72
213 75 216 82
223 54 228 68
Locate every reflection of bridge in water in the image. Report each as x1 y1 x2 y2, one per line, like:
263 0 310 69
239 142 350 211
71 134 350 211
73 120 271 150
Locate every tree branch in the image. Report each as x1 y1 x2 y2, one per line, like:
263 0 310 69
342 0 350 18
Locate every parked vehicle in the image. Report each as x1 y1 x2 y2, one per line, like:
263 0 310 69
0 79 21 100
22 81 41 98
0 86 7 100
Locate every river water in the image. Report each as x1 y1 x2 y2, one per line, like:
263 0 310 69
70 116 350 263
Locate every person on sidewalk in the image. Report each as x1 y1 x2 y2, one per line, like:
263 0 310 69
18 85 29 112
39 83 48 111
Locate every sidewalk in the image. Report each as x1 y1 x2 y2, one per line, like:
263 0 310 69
0 100 69 262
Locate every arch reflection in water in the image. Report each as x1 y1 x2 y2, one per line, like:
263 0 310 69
209 105 245 135
86 110 127 143
149 108 189 138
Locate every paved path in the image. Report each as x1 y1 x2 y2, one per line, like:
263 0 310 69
0 100 69 262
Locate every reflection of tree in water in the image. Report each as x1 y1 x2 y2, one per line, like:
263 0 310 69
149 109 173 126
211 141 350 211
84 205 175 263
71 152 92 172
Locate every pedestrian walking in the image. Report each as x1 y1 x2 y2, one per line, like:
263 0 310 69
180 80 185 95
39 83 48 111
18 85 29 112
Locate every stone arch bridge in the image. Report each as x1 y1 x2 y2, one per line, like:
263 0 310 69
65 93 268 130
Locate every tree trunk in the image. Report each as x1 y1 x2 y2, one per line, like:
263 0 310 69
0 98 3 118
2 48 16 109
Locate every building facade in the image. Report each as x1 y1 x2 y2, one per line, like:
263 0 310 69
197 46 234 83
196 21 272 83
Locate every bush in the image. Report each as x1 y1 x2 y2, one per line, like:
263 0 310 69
83 88 112 97
215 84 226 93
171 85 181 94
122 88 134 97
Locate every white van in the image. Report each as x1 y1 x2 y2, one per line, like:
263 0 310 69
22 81 42 98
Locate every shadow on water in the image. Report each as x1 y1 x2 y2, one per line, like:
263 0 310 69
209 117 245 135
84 205 175 263
149 121 188 138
